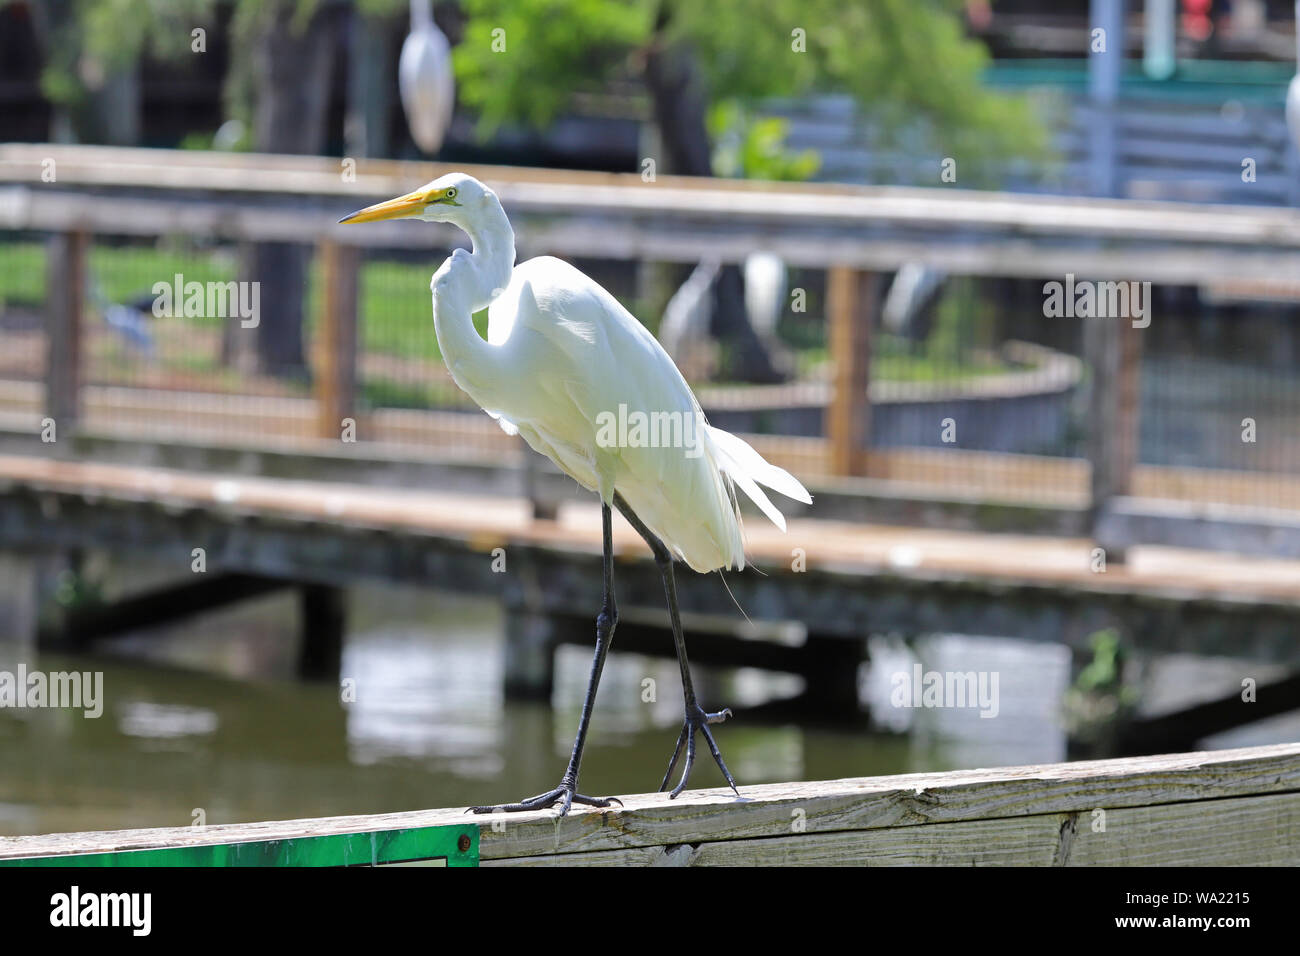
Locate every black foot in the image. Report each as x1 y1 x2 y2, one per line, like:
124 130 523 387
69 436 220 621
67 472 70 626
468 782 623 817
659 703 739 799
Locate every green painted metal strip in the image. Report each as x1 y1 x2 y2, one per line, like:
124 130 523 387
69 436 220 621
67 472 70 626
0 823 478 867
988 58 1293 103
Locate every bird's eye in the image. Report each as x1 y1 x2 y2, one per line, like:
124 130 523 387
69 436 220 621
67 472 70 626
445 188 457 199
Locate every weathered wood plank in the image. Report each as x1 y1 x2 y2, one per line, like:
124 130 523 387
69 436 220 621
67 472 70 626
1064 791 1300 866
504 792 1300 865
687 815 1067 866
481 846 684 867
2 743 1297 866
474 743 1300 861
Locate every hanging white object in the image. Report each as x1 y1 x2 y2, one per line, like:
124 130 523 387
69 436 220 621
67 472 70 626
1289 3 1300 153
398 0 455 154
1289 75 1300 153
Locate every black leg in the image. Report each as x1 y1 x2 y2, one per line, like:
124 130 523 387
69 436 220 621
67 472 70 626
469 501 622 816
614 494 739 799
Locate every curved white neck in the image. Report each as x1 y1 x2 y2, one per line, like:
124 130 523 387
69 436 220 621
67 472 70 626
431 198 515 399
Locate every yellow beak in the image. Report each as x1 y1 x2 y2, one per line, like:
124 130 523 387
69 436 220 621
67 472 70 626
338 189 428 224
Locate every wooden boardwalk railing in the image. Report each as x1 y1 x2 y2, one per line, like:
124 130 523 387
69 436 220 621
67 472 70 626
4 143 1299 511
2 744 1297 866
5 143 1300 556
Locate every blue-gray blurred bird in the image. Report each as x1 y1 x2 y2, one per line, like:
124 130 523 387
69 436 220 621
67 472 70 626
89 277 154 355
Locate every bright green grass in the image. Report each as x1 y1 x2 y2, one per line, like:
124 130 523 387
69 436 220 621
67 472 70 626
349 258 492 360
0 243 45 304
874 335 1013 382
775 336 1013 386
0 242 1012 385
0 242 242 315
0 242 486 362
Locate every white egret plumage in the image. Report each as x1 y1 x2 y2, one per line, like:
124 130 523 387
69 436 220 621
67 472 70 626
340 174 811 813
398 0 455 155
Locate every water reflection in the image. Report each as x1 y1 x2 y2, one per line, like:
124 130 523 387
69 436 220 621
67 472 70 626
343 629 499 771
118 702 220 744
2 573 1291 838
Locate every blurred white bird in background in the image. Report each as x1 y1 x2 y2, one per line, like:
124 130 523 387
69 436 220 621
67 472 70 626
742 251 786 341
340 174 811 814
883 261 946 337
398 0 455 154
658 257 719 379
661 253 791 380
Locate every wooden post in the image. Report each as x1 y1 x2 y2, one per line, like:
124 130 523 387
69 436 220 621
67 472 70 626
315 240 359 441
1116 315 1142 491
45 230 88 435
799 633 865 720
31 549 82 652
523 449 560 521
299 583 346 681
1086 312 1142 559
502 603 557 701
826 267 875 477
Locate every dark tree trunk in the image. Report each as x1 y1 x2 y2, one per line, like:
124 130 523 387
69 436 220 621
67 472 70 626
642 7 783 384
641 20 712 176
243 0 343 378
29 0 139 145
343 9 394 159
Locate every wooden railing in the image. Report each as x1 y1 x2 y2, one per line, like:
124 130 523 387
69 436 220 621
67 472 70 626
3 144 1300 551
2 743 1297 865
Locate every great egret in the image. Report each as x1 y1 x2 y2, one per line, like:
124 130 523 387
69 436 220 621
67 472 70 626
340 174 811 814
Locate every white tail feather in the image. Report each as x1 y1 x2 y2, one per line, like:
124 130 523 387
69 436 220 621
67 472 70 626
706 425 812 533
707 427 812 502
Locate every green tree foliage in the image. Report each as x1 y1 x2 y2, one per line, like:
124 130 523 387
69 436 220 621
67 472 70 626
27 0 214 112
708 103 820 181
453 0 1045 182
454 0 652 134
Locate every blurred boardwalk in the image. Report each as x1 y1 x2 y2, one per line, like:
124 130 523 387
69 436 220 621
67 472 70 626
5 452 1300 600
7 380 1300 512
5 450 1300 672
